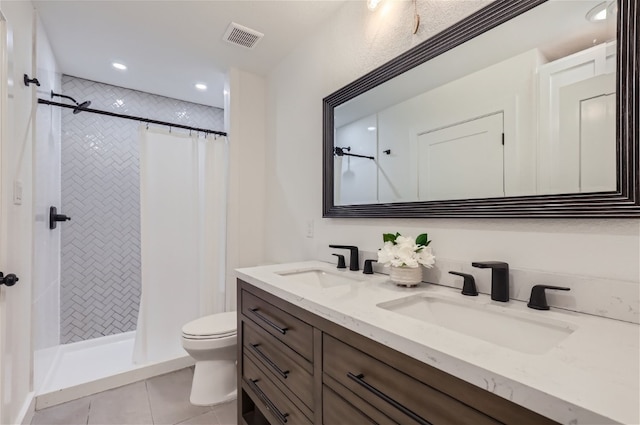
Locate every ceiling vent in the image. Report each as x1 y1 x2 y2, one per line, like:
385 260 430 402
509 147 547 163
223 22 264 49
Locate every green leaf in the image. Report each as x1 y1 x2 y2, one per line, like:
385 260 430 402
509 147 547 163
383 233 397 243
415 233 429 246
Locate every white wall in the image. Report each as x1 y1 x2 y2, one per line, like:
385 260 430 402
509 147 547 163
335 114 377 204
262 1 639 303
31 14 61 397
0 0 36 423
32 15 60 353
225 68 267 310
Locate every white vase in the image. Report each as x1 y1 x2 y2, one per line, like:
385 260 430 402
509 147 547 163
389 266 423 287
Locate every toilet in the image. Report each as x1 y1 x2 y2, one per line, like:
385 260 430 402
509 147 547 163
181 311 237 406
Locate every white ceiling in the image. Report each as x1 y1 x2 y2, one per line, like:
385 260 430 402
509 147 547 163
33 0 347 108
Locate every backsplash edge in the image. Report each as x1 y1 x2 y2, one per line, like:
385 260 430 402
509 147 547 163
357 251 639 324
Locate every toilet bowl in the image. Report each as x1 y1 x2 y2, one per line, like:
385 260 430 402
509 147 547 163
181 311 237 406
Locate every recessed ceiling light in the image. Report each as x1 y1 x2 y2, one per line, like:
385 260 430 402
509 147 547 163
367 0 383 11
195 83 207 91
586 1 612 22
367 126 376 131
112 62 127 70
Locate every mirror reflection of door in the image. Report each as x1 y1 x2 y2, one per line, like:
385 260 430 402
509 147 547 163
559 73 616 193
537 41 616 195
416 112 504 201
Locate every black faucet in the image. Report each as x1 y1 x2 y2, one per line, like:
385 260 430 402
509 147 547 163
363 259 377 274
329 245 359 271
332 254 346 269
471 261 509 302
448 271 478 296
527 285 570 310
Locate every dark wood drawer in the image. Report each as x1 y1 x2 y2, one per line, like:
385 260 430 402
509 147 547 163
243 320 314 410
243 354 313 425
323 334 500 425
322 385 377 425
242 290 313 361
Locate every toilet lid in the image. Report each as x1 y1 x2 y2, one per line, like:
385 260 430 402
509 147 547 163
182 311 237 339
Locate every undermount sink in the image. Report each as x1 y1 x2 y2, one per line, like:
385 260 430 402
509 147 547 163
377 294 576 354
276 268 365 288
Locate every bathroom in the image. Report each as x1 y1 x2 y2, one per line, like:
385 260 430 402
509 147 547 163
1 0 638 424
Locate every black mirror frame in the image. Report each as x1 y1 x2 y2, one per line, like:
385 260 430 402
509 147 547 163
323 0 639 218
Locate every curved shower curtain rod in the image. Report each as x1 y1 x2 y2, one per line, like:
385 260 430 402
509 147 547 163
38 98 228 137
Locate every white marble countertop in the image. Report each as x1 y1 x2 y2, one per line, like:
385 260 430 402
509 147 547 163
236 261 640 425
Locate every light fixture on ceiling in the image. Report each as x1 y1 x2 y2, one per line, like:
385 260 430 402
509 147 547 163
367 0 383 11
367 126 376 131
195 83 207 91
112 62 127 71
586 1 616 22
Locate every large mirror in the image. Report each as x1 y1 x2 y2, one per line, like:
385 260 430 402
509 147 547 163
323 0 639 218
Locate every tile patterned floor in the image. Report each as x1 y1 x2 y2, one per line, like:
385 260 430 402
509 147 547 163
31 368 236 425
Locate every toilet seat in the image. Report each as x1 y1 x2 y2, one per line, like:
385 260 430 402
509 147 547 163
182 311 237 340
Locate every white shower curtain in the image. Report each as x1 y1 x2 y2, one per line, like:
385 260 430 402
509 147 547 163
133 127 228 364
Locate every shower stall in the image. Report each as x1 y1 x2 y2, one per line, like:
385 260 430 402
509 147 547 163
33 76 228 408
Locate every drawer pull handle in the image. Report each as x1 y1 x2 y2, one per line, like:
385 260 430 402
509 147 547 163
250 343 290 379
248 378 290 424
250 308 288 334
347 372 432 425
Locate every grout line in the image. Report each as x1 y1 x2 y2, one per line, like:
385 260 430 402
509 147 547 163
211 407 224 425
85 399 91 425
144 379 157 425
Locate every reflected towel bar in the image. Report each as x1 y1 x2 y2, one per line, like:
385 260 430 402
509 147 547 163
334 146 374 160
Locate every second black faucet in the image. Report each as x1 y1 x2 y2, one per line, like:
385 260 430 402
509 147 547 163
329 245 359 271
472 261 509 302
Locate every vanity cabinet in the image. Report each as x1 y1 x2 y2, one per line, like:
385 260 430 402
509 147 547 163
238 279 558 425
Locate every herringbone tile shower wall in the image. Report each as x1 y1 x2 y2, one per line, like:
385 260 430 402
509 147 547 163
60 76 224 343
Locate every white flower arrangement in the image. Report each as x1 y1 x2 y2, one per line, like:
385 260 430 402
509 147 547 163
377 232 435 268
